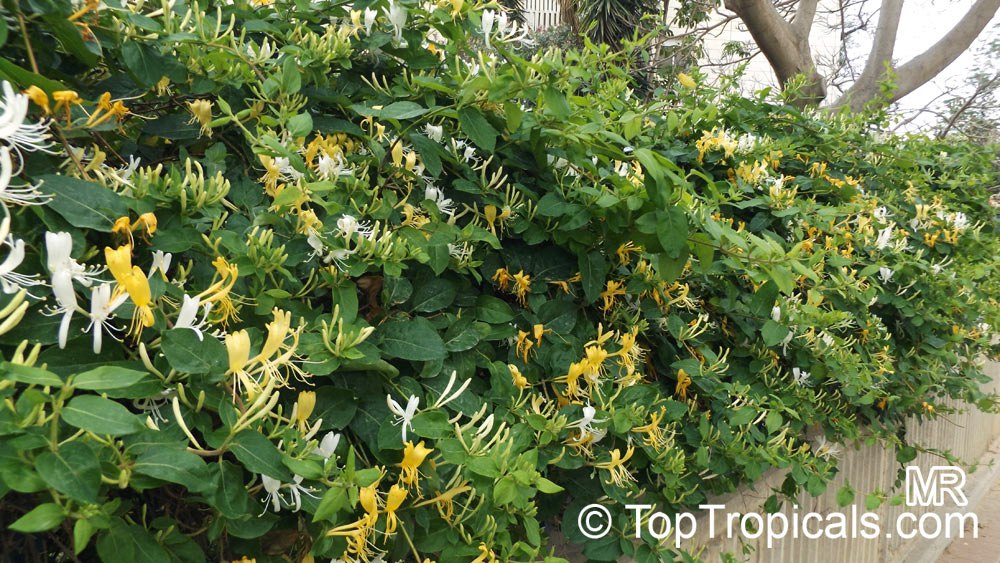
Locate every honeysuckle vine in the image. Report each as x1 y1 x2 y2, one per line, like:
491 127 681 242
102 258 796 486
0 0 996 561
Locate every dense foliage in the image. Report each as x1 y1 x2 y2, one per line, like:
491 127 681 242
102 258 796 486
0 0 997 561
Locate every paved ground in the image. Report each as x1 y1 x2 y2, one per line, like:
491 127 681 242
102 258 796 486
938 465 1000 563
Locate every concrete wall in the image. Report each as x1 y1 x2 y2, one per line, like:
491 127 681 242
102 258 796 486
682 359 1000 562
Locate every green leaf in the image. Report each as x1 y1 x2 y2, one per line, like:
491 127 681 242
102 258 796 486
377 317 447 361
836 484 855 507
208 461 251 519
121 41 164 87
42 12 99 66
313 386 358 430
39 175 130 232
411 410 451 439
161 329 227 376
1 362 63 386
750 281 780 319
536 477 564 493
458 107 497 151
74 519 96 555
62 395 145 436
761 320 789 347
281 57 301 94
35 442 100 503
542 86 570 120
287 112 313 137
475 295 514 324
230 430 292 481
656 207 688 259
493 476 517 505
409 278 456 312
9 503 64 532
73 366 148 391
578 251 607 305
134 447 212 493
0 19 8 49
378 101 428 120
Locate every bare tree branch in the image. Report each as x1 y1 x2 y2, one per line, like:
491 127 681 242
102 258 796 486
793 0 821 38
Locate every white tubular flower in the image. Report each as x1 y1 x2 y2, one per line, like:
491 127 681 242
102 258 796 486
0 81 53 157
51 269 77 349
174 293 213 341
387 393 419 441
45 231 104 288
770 306 781 322
875 226 893 250
149 250 172 279
791 367 812 387
424 124 443 142
385 1 407 43
336 214 374 240
317 152 348 180
481 9 496 48
0 146 52 207
363 7 377 34
567 404 607 443
260 475 284 514
0 216 42 295
87 283 128 354
313 431 341 461
432 370 471 409
424 185 455 216
878 267 893 283
873 206 889 223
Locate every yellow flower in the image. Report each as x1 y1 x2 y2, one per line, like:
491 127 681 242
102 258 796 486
187 99 213 136
515 330 533 363
512 270 531 305
121 266 154 340
359 483 380 517
104 245 134 287
112 216 134 247
632 406 667 448
52 90 82 123
294 390 316 430
593 446 636 488
616 241 639 266
675 368 692 399
326 513 378 561
384 484 407 535
134 212 157 238
225 330 253 395
399 440 432 489
472 542 498 563
24 86 50 114
508 364 529 390
600 279 626 313
677 72 696 89
492 267 512 291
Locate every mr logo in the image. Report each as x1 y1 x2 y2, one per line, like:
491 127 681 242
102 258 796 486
905 466 969 507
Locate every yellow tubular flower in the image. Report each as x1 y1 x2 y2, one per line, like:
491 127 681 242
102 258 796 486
24 86 50 114
121 266 154 340
133 212 157 238
294 390 316 430
359 483 380 517
225 330 253 394
508 364 529 390
52 90 82 123
677 72 696 89
594 446 636 488
187 100 213 136
511 270 531 305
384 484 407 535
399 440 432 489
112 216 134 247
105 245 134 286
600 280 626 313
675 368 692 399
515 330 533 363
491 267 512 291
257 308 292 362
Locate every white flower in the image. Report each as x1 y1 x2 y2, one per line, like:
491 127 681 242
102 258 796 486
949 212 968 230
272 156 303 183
363 7 378 34
813 436 841 460
317 152 349 180
873 206 889 222
50 269 77 349
875 226 893 250
86 283 128 354
336 214 374 240
260 474 317 514
566 404 607 444
174 294 213 341
482 9 496 48
431 370 471 409
385 1 407 43
148 250 172 278
0 80 53 157
792 367 812 387
0 146 52 207
770 306 781 322
313 431 341 461
387 393 419 441
424 185 455 216
878 266 893 283
735 133 760 154
0 218 42 295
424 124 443 142
45 231 103 289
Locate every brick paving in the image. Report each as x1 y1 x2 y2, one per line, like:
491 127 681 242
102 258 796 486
939 471 1000 563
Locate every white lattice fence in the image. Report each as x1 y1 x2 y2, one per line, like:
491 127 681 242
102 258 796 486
522 0 561 30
